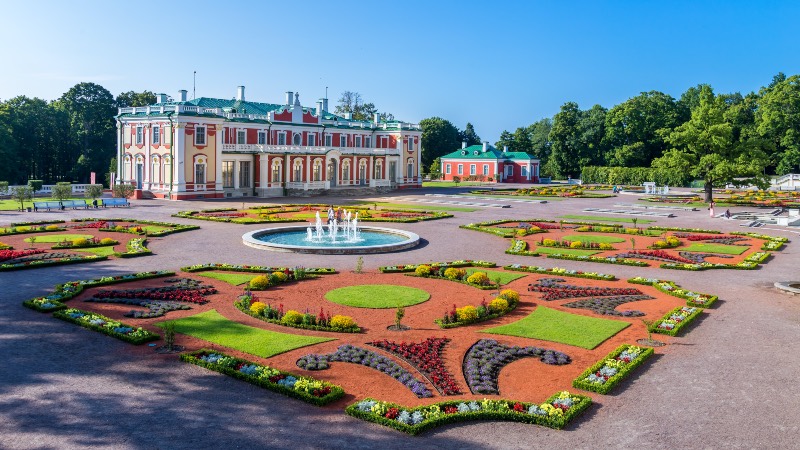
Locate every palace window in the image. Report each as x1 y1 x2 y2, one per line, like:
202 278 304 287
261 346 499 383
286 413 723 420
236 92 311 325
407 158 415 178
163 157 171 185
365 137 371 148
470 164 476 175
151 157 160 184
359 160 367 183
457 164 463 175
152 127 160 145
293 133 301 145
271 161 282 183
342 160 351 181
195 162 206 185
446 164 451 174
505 165 514 176
135 126 143 145
239 161 251 188
521 165 529 177
407 138 413 151
355 136 362 148
325 135 332 146
340 135 346 147
312 159 322 181
293 160 303 182
483 164 489 176
258 131 266 145
195 126 206 146
237 130 246 144
374 161 382 179
278 133 286 145
222 161 234 188
308 134 316 146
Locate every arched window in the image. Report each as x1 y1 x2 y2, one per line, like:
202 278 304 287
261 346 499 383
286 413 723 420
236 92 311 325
312 159 323 181
123 155 132 181
151 155 160 184
271 160 283 183
374 160 383 179
163 156 172 185
293 133 302 146
342 160 351 181
292 159 303 182
359 159 367 184
407 158 415 178
194 156 207 188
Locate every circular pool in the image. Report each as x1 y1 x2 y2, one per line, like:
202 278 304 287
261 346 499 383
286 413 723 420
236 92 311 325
242 226 420 254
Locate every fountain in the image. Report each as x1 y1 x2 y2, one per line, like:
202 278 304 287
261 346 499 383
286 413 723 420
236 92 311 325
243 208 420 254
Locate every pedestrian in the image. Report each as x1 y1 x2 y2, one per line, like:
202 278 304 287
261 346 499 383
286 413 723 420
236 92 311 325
708 201 715 218
327 205 334 224
724 209 731 219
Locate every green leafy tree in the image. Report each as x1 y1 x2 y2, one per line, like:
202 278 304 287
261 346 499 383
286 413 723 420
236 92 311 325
10 185 33 211
653 86 769 202
458 122 482 146
428 158 442 179
549 102 607 178
334 91 393 121
85 184 104 200
115 90 157 108
419 117 459 168
51 182 72 202
494 130 515 152
756 74 800 174
112 183 136 199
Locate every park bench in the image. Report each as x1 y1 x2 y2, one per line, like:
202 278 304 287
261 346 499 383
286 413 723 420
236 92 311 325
61 200 89 209
33 201 62 212
102 198 130 208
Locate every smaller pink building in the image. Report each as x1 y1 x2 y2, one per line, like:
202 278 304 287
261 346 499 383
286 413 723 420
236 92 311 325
440 142 540 183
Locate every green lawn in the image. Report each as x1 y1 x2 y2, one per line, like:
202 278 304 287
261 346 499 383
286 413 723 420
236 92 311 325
460 193 564 201
464 268 526 285
679 243 749 255
196 271 256 286
422 181 490 188
481 306 630 349
325 284 430 308
24 234 94 243
533 247 602 256
72 246 118 256
142 225 170 233
353 202 478 212
159 309 333 358
561 234 626 244
0 197 89 211
559 215 655 224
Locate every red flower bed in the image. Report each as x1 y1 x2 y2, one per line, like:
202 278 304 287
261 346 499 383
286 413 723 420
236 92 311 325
370 337 462 395
626 250 693 264
683 234 735 241
528 279 644 301
196 212 247 218
92 287 216 304
74 221 108 229
0 249 46 262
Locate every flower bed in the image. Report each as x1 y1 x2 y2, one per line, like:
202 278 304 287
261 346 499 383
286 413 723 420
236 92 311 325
505 239 540 256
545 253 649 267
729 232 789 251
649 306 703 336
406 266 499 291
53 308 160 344
181 262 335 275
628 277 718 308
378 260 495 273
659 251 770 271
51 237 120 249
72 218 200 236
528 278 645 301
235 292 361 333
463 339 571 395
0 242 10 250
503 264 616 280
435 290 520 329
613 250 693 264
118 238 151 258
10 220 66 227
369 338 461 395
677 251 732 264
572 345 654 394
0 249 46 262
0 254 107 271
91 279 216 304
22 270 175 312
563 295 653 317
0 225 67 236
346 391 591 435
296 344 433 398
182 349 344 406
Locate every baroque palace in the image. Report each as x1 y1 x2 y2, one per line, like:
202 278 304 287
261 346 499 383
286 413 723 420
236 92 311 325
115 86 422 199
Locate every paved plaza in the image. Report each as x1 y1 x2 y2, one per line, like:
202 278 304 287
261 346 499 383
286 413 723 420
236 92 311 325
2 187 799 449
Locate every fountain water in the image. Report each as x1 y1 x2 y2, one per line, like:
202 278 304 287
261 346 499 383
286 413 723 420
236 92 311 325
307 209 363 244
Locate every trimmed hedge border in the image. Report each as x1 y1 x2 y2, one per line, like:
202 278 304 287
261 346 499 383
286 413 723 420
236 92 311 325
572 344 654 394
0 226 67 236
546 253 649 267
10 220 66 227
181 263 336 275
404 273 499 291
434 301 517 329
379 260 496 273
174 206 452 224
73 218 200 236
505 239 540 256
659 251 771 271
345 392 592 435
503 264 616 281
649 306 704 336
0 254 107 271
181 349 344 406
22 270 175 312
628 277 718 308
52 240 119 250
53 308 160 344
233 298 362 333
118 238 151 258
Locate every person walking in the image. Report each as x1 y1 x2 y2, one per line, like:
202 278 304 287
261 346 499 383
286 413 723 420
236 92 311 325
708 201 715 218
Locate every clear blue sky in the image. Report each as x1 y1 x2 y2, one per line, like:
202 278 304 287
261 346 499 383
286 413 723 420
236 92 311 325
2 1 799 142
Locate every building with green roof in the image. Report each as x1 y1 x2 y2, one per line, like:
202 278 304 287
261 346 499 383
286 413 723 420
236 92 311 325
115 86 422 199
440 142 540 183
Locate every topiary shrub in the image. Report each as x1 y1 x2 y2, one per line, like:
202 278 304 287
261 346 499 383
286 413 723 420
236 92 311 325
542 238 557 246
489 298 509 313
72 238 89 247
99 238 116 245
569 241 583 248
498 289 520 303
250 301 267 315
249 275 272 290
443 267 465 280
415 264 431 277
45 225 60 231
271 271 288 283
456 305 479 322
330 315 357 329
466 272 489 286
599 243 614 250
281 310 304 325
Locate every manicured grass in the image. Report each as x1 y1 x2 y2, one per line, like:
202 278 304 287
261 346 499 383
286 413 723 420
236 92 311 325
679 243 749 255
196 271 256 286
481 306 630 349
422 181 490 188
460 193 564 201
464 268 526 285
353 202 478 212
0 197 89 211
73 246 118 256
24 234 94 243
533 247 602 256
561 234 626 244
559 215 655 224
325 284 430 308
159 310 333 358
142 225 170 233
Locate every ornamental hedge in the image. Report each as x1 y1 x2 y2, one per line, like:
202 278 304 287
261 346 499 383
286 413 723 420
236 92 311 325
0 254 108 271
580 166 691 186
503 264 616 281
572 344 654 394
649 306 704 337
53 308 160 344
628 277 718 308
181 263 336 275
346 391 592 435
378 260 495 273
181 349 344 406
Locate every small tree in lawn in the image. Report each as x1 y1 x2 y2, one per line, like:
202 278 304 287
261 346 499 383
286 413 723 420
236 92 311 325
631 218 638 229
630 237 636 250
452 175 461 186
112 183 135 199
85 184 103 202
395 306 405 330
0 181 8 197
51 182 72 202
11 185 33 211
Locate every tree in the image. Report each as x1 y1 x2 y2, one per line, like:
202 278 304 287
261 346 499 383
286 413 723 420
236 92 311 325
112 183 136 199
51 182 72 202
458 122 482 146
334 91 393 121
419 117 460 168
548 102 607 178
116 90 157 108
494 130 515 152
85 184 104 200
653 86 769 202
756 74 800 175
428 158 442 180
10 185 33 211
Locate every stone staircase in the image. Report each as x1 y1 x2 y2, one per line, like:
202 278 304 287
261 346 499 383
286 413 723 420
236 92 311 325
286 186 393 197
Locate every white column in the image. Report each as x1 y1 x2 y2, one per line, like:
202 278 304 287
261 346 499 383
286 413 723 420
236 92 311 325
144 124 151 189
116 122 123 184
215 125 223 193
174 124 186 192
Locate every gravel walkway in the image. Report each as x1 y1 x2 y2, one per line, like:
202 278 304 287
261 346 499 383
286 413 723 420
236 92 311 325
2 188 799 449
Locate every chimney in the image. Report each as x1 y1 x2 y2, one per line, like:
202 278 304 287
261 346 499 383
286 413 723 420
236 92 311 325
156 93 168 103
462 141 467 149
482 141 488 152
322 97 328 112
373 112 380 124
317 100 324 116
285 91 293 105
503 145 508 153
344 112 352 120
236 86 245 101
178 90 187 102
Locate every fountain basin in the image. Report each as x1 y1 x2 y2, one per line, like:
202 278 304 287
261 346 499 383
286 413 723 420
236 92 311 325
243 226 420 254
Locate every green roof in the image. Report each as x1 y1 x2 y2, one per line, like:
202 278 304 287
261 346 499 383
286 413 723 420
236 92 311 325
441 145 537 161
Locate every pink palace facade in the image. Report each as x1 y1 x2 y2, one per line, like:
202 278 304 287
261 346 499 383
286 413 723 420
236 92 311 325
115 86 422 199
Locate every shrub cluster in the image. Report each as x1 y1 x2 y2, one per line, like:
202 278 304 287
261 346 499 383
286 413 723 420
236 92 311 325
437 289 520 328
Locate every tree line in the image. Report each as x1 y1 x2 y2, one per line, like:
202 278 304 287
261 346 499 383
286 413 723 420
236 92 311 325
420 73 800 195
0 83 155 185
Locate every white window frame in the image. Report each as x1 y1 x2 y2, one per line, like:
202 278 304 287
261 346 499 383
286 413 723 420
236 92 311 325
342 160 351 181
237 130 246 144
257 131 266 145
293 133 301 145
195 126 206 146
483 164 489 176
222 161 234 188
505 165 514 176
308 134 316 146
521 165 529 177
239 161 251 188
355 136 362 148
271 161 282 183
152 126 160 145
365 137 371 148
407 137 413 151
457 164 463 175
445 164 451 174
135 126 143 145
292 160 303 182
470 164 476 175
278 133 286 145
325 135 332 146
313 159 323 181
374 161 382 179
340 135 346 147
151 157 160 184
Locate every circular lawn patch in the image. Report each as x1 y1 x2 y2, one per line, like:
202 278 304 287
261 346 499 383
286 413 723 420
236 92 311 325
325 284 430 308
